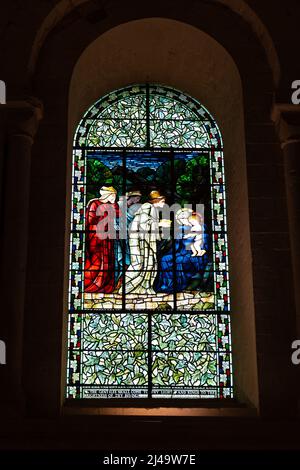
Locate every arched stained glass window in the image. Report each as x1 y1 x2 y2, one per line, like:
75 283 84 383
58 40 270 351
67 84 233 400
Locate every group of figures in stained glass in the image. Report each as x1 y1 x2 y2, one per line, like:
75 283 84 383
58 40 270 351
67 85 233 399
84 153 212 304
80 151 218 312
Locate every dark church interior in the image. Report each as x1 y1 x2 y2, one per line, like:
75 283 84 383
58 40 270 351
0 0 300 465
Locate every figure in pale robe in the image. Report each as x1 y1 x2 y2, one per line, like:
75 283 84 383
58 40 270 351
120 190 168 294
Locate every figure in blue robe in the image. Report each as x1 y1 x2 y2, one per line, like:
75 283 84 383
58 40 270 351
154 224 211 293
114 192 142 284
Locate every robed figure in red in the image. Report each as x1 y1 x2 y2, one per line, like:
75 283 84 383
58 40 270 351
84 186 119 293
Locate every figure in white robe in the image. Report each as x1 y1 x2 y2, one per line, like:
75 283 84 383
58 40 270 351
120 191 169 294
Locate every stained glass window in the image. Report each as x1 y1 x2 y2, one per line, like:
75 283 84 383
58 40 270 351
67 84 233 400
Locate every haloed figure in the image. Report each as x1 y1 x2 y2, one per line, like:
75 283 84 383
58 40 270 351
155 208 210 293
84 186 119 293
184 213 206 257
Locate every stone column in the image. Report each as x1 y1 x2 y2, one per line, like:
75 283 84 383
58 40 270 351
272 104 300 329
0 99 43 415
